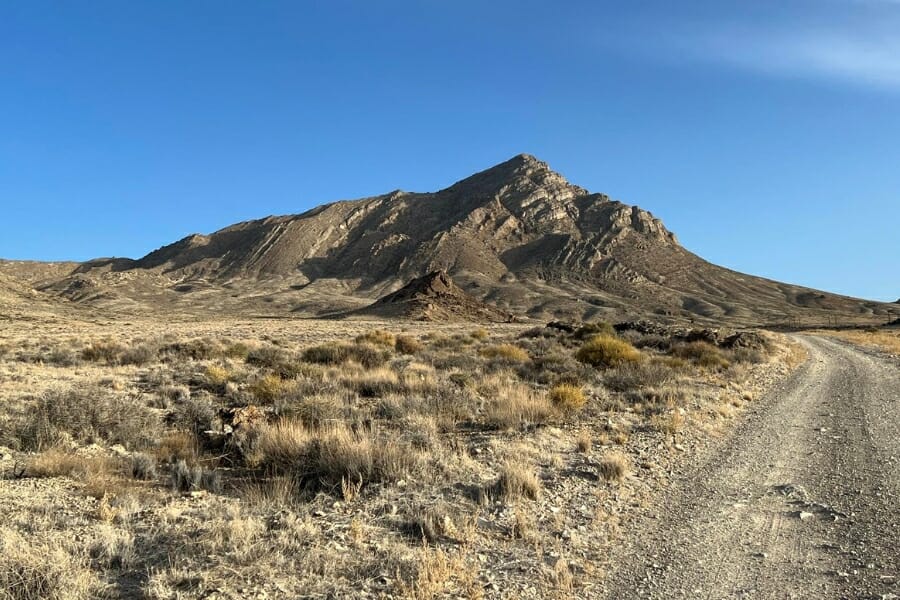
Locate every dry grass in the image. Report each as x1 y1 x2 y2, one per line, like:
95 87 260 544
672 341 730 370
154 431 200 465
576 335 642 368
651 411 685 441
25 450 121 480
549 384 586 413
598 452 630 483
484 381 554 430
204 364 231 388
493 461 542 501
355 329 397 348
0 529 97 600
575 430 592 453
395 334 423 354
480 343 530 363
248 373 285 403
815 328 900 355
396 548 471 600
0 313 801 599
258 420 419 491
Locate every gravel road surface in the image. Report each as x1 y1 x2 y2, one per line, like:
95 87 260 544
602 336 900 599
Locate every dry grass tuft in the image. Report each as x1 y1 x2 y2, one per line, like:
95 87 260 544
258 420 418 491
170 460 221 493
204 364 231 388
651 410 685 441
575 430 592 453
484 381 553 430
154 431 200 465
470 328 489 341
493 461 542 501
576 335 642 368
549 384 586 413
396 548 469 600
598 452 630 483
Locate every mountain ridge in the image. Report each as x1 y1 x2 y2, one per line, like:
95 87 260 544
1 155 896 326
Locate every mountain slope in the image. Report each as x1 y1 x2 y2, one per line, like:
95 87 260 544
22 155 899 325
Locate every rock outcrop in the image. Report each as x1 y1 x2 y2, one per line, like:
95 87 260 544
347 271 514 322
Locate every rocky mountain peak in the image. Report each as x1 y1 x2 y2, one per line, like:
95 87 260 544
440 154 584 199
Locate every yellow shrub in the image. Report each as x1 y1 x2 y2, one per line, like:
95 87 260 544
205 364 230 387
575 335 642 368
249 373 285 403
480 343 530 363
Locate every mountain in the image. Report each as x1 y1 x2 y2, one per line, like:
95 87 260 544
345 270 514 322
6 154 898 325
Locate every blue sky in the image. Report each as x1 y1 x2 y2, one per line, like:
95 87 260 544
1 1 898 301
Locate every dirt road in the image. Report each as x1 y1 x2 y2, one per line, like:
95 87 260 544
601 336 900 599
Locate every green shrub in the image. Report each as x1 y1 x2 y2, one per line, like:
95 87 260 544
575 335 642 368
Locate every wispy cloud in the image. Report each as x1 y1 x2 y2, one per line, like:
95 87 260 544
691 26 900 90
633 5 900 91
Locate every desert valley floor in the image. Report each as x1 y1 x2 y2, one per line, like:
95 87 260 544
1 302 898 599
